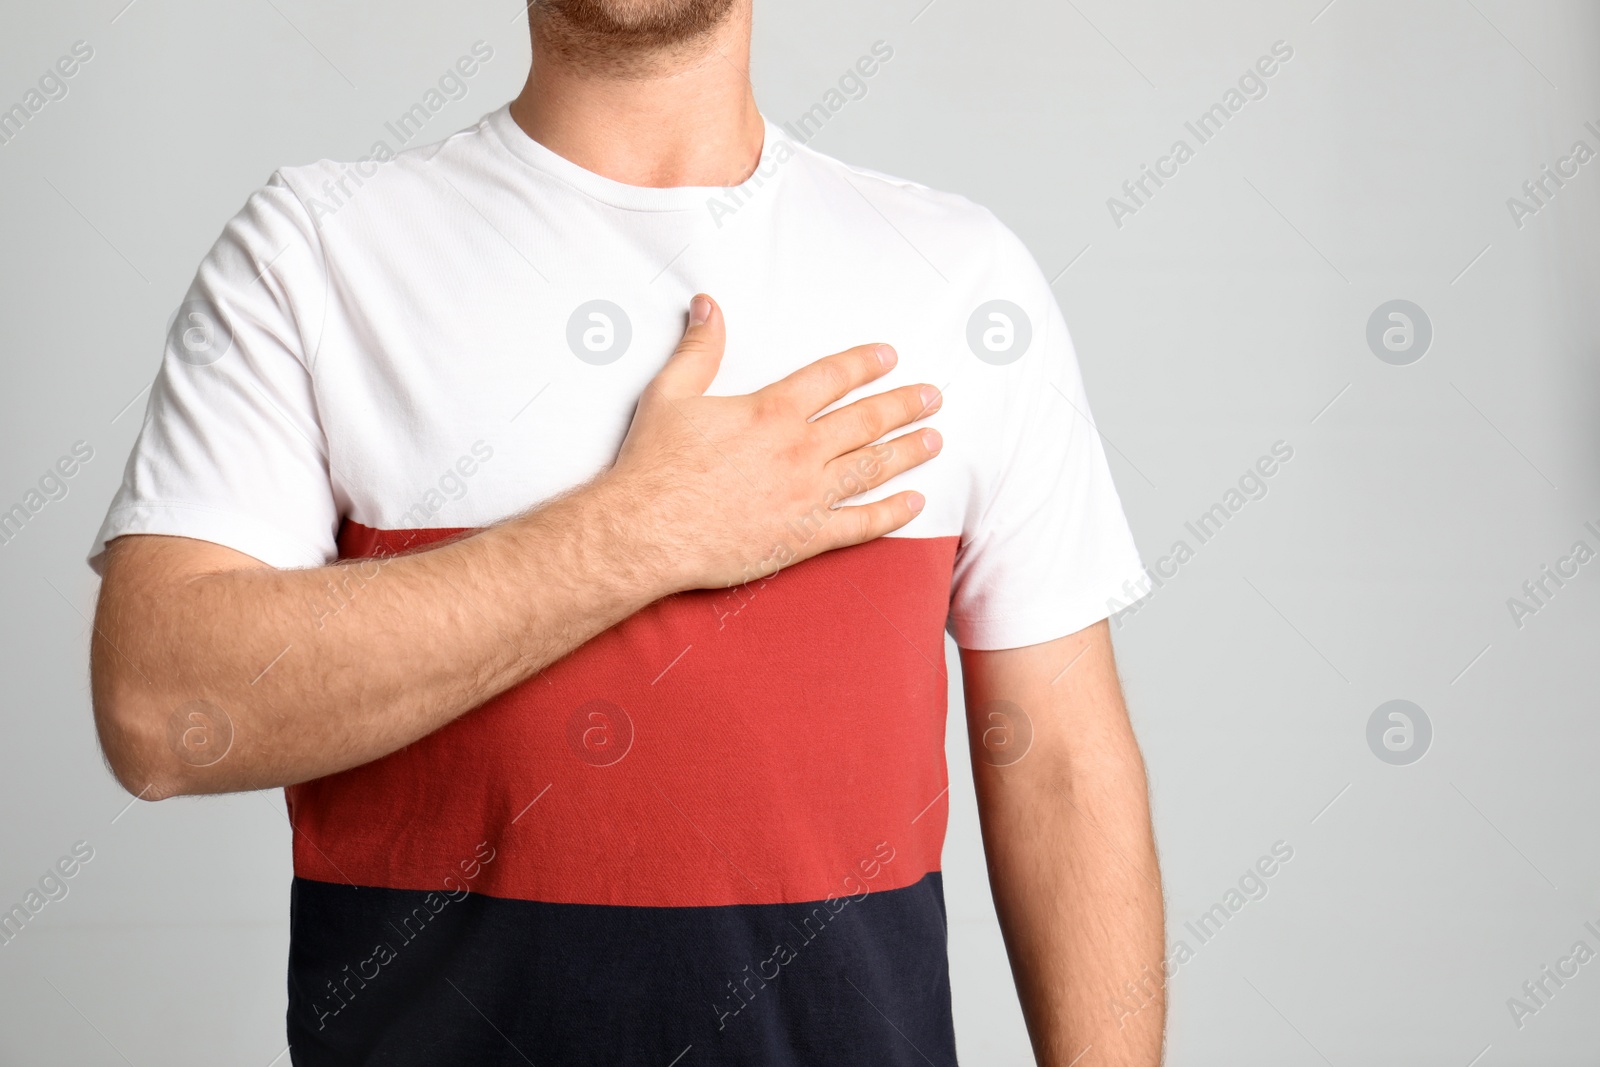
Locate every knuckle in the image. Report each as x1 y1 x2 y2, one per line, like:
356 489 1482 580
751 390 787 424
866 503 898 537
843 405 877 442
874 437 905 468
832 508 870 545
636 384 671 415
820 360 851 395
855 442 892 484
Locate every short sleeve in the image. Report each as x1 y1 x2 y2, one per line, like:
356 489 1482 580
946 231 1149 651
89 172 339 574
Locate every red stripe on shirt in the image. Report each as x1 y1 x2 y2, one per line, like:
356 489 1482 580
284 522 957 908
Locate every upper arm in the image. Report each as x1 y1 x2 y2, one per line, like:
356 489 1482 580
958 620 1143 781
945 223 1148 774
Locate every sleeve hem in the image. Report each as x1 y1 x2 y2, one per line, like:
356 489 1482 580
948 564 1152 651
88 502 334 575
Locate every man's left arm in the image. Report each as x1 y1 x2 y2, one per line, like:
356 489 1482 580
960 619 1165 1066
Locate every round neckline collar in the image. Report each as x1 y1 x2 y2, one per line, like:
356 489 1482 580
486 104 794 213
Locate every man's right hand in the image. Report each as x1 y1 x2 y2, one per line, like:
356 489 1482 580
92 294 943 798
609 294 942 592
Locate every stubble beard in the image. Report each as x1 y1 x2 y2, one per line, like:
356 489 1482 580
530 0 740 75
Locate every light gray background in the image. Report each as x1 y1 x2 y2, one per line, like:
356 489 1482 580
3 0 1598 1063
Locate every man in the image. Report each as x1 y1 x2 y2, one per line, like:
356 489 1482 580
89 0 1165 1063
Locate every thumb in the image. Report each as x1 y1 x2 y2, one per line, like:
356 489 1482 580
651 294 725 398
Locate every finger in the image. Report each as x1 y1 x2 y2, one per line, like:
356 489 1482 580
761 343 897 416
823 427 943 496
815 491 928 552
649 294 725 400
812 383 941 457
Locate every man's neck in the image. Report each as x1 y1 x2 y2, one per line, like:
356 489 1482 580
509 7 764 190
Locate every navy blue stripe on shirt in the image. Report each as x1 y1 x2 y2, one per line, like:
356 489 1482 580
287 871 957 1066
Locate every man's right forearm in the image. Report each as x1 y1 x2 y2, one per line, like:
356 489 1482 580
93 475 673 799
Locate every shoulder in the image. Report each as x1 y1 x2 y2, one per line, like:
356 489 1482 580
783 138 1047 289
788 139 1001 229
268 113 498 226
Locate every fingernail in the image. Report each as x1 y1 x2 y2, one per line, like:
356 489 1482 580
690 296 712 326
876 344 897 369
919 386 942 413
906 492 926 513
922 428 943 454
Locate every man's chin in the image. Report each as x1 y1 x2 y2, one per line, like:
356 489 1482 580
534 0 738 56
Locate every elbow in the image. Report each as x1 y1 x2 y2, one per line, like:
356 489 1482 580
105 755 184 805
92 680 199 802
90 549 237 801
95 704 184 802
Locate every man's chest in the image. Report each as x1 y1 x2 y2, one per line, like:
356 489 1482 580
307 247 1004 537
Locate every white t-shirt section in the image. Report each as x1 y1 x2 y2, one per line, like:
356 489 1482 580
93 105 1149 650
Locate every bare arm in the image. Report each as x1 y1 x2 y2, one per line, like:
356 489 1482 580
960 621 1165 1066
93 296 942 799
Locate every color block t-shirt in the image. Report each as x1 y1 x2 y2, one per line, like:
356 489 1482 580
92 105 1146 1066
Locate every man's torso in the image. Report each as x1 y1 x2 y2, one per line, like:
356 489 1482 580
272 107 1048 1065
